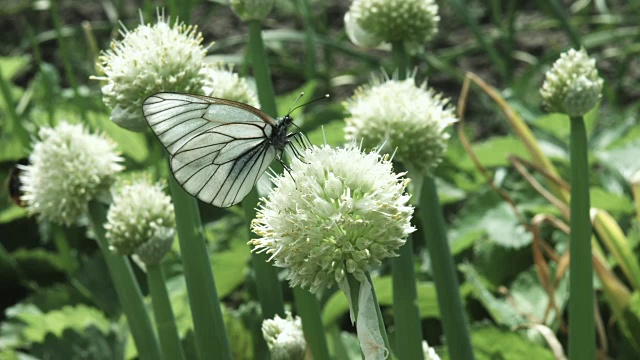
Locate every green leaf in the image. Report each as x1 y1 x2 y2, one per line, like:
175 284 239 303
439 324 556 360
275 80 318 117
93 113 149 163
509 267 568 326
210 238 251 299
533 104 599 141
12 248 67 281
459 264 527 328
590 187 635 215
307 119 345 148
458 136 530 169
322 277 439 326
0 206 27 224
1 303 112 349
481 203 532 249
596 140 640 182
0 56 31 80
30 327 124 360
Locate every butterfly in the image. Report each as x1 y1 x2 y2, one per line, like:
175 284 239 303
143 92 321 207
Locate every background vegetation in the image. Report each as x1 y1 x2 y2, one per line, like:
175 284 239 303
1 0 639 359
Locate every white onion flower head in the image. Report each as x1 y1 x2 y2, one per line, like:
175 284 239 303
422 340 441 360
540 48 603 117
345 0 439 49
97 12 208 131
261 312 306 360
230 0 274 21
344 77 457 177
201 64 260 108
20 122 123 226
250 144 415 293
105 177 175 265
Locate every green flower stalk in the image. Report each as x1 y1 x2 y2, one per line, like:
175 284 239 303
541 48 602 360
250 144 414 357
105 176 185 360
345 0 439 50
201 64 260 108
96 11 208 131
262 312 307 360
20 122 123 226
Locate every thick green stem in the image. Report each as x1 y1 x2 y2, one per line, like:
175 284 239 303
390 40 423 359
247 20 278 117
168 177 231 360
293 287 330 360
147 264 186 360
87 201 162 360
243 191 285 319
391 237 424 359
391 42 408 80
419 177 474 360
298 0 317 80
245 18 285 320
568 116 595 359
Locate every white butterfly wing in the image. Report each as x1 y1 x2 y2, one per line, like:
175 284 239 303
143 92 273 154
171 123 276 207
142 92 278 207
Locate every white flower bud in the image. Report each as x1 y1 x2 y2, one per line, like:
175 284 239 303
262 312 306 360
540 48 603 117
105 177 175 265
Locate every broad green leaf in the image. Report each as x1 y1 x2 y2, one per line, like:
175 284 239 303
0 56 30 80
533 104 599 141
596 140 640 182
307 119 345 148
12 248 67 280
93 113 149 163
30 327 124 360
590 187 635 215
460 264 527 328
481 203 532 249
275 80 318 117
0 206 26 224
509 267 568 326
322 277 439 326
1 303 111 348
458 136 530 169
438 324 556 360
211 238 251 298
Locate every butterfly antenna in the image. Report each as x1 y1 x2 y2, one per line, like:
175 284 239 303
288 94 330 115
287 92 306 116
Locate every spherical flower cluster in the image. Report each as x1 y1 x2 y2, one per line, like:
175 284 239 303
230 0 274 21
105 177 175 265
201 64 260 108
345 0 439 49
261 312 306 360
97 12 208 131
250 144 415 293
540 48 603 117
20 122 123 226
344 77 457 176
